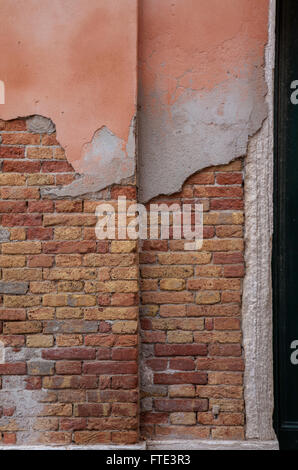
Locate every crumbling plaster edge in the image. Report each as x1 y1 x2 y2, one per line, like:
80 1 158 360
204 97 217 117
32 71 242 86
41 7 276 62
242 0 278 443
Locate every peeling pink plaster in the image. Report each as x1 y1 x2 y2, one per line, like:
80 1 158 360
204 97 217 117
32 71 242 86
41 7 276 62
138 0 269 201
0 0 137 174
140 0 268 100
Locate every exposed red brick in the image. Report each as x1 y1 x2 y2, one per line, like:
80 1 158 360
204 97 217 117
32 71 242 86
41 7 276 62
41 161 74 173
2 160 41 173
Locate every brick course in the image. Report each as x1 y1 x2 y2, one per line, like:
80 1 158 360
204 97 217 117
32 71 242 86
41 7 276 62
0 118 245 445
139 160 245 441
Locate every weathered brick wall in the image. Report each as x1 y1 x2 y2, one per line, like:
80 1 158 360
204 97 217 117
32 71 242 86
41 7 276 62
0 117 246 445
140 160 245 441
0 118 139 445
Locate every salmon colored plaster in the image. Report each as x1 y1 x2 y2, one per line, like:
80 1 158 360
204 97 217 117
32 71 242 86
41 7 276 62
138 0 269 201
0 0 137 174
140 0 268 103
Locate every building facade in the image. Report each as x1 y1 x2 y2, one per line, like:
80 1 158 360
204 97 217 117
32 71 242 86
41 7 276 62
0 0 293 450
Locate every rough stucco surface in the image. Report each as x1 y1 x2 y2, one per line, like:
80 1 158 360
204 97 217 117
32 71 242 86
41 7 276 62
0 0 137 189
138 0 269 202
242 0 277 442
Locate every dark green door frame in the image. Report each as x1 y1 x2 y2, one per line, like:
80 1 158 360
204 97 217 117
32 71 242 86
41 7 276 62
274 0 298 450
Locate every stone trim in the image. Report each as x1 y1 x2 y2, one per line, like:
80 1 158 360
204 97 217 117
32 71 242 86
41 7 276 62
242 0 278 442
0 443 146 451
0 440 278 451
147 439 279 450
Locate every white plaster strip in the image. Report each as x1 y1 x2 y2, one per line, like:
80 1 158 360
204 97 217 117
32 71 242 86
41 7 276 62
242 0 278 442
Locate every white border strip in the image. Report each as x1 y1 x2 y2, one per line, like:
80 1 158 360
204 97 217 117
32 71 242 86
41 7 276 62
0 443 146 451
0 440 278 451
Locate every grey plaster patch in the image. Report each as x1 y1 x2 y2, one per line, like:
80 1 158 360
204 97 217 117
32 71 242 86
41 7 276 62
26 115 56 134
144 385 167 397
0 417 32 432
141 397 153 412
0 387 43 442
138 68 267 202
0 379 60 444
5 347 41 362
1 376 25 390
242 0 277 442
142 344 154 358
41 174 109 199
27 361 55 376
140 337 168 412
0 228 10 242
41 116 136 198
44 320 98 333
0 281 28 294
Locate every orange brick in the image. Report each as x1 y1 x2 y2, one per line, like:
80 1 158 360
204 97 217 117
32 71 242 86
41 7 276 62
3 268 42 281
27 307 55 320
142 291 193 304
170 412 196 425
1 187 40 199
2 133 40 145
0 174 26 186
193 331 241 344
56 334 83 347
196 385 243 399
158 252 211 265
54 227 82 240
169 385 196 398
211 426 244 440
28 255 54 267
208 372 243 385
0 255 26 267
4 295 40 308
57 281 84 292
9 228 26 241
214 318 241 330
2 241 41 254
55 254 82 267
197 412 244 426
74 431 111 444
196 291 220 305
55 200 82 212
43 294 68 307
40 404 72 417
3 321 42 334
160 279 185 291
27 174 55 186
